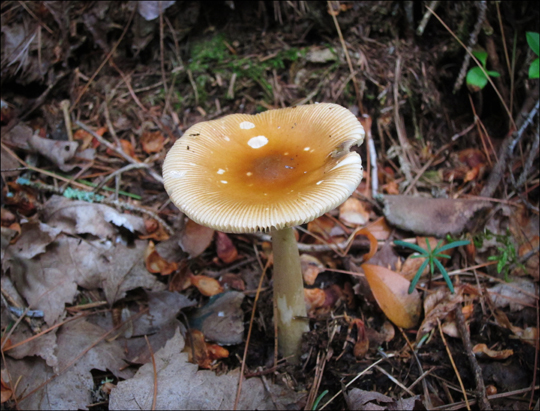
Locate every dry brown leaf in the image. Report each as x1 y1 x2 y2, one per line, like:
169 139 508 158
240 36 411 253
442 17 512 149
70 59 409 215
183 329 229 369
73 126 107 150
4 234 165 325
381 195 490 237
3 182 38 216
215 231 238 264
473 343 513 360
0 372 13 404
361 263 421 329
300 254 325 285
189 291 245 345
140 217 170 241
417 286 465 343
141 130 165 153
190 274 224 297
145 241 178 275
42 195 147 238
109 329 302 410
179 218 215 258
339 197 370 226
346 388 419 411
488 279 537 311
219 272 245 291
365 217 392 240
28 134 79 171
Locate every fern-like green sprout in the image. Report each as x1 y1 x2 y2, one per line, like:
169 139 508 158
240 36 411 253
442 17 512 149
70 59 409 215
394 239 470 294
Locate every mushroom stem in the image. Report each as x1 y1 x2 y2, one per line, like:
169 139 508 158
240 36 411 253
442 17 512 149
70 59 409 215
271 227 309 364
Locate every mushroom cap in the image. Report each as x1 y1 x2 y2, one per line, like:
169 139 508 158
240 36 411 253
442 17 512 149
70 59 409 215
163 103 365 233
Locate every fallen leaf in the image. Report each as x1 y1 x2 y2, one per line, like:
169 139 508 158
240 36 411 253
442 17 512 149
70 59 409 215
339 197 370 226
381 195 491 237
29 134 79 172
300 254 325 285
4 234 165 325
365 217 392 240
183 329 229 369
215 231 238 264
109 329 303 410
190 274 224 296
346 388 419 411
488 279 537 311
145 241 178 275
140 217 170 241
473 343 513 360
43 195 147 238
417 286 464 343
178 218 214 258
219 272 245 291
189 291 245 345
3 182 38 216
361 264 421 329
73 126 107 150
141 130 165 153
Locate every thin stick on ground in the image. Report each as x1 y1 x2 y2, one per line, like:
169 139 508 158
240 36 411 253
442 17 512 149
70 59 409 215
438 318 471 410
145 335 158 411
233 258 271 410
328 0 363 114
455 305 491 410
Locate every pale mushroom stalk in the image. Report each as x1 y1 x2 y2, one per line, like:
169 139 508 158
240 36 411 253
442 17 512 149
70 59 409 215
271 227 309 363
163 103 364 364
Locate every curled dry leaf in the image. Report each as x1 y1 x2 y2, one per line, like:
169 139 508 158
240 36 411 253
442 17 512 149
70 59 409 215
29 134 79 171
305 285 344 315
184 329 229 369
361 263 421 329
215 231 238 264
339 197 370 226
190 274 224 297
73 126 107 150
3 182 37 216
107 139 138 160
141 130 165 154
219 272 245 291
440 303 474 338
179 218 215 258
300 254 325 285
307 215 336 240
473 343 513 360
348 318 369 359
140 217 170 241
145 241 178 276
1 372 13 404
364 217 392 240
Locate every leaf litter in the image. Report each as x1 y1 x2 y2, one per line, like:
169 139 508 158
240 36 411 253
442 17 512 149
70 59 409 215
1 2 539 410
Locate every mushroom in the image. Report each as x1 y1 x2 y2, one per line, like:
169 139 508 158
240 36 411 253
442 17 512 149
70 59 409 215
163 103 365 362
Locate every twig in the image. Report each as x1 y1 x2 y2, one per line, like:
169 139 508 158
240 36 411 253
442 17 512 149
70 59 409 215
374 364 415 396
416 1 440 36
453 1 487 93
145 335 158 411
531 296 539 409
93 163 149 193
18 309 148 403
438 318 471 410
328 0 363 113
516 131 539 188
481 97 539 198
60 100 73 141
431 386 540 410
319 355 394 410
428 5 515 129
455 306 491 410
233 259 271 410
75 120 164 184
70 7 136 112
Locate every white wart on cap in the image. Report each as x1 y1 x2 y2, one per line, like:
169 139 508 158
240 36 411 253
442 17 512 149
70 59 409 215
163 103 365 233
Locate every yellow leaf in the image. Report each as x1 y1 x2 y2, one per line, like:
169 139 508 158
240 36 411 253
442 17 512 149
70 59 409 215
361 263 421 328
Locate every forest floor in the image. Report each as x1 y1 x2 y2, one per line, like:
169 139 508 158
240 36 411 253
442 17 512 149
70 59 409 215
1 1 539 410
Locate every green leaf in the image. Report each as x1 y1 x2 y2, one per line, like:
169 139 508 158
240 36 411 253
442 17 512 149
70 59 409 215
486 70 500 77
526 32 540 56
434 258 454 293
467 67 488 90
473 50 488 67
409 258 430 294
394 240 427 255
529 58 539 79
437 240 471 253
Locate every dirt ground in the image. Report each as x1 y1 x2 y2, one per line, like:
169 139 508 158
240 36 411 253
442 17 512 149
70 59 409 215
1 1 539 410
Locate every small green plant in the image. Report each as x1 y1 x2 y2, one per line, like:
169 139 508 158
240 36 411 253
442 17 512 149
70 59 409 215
526 32 539 79
466 49 500 91
394 239 471 294
312 390 329 410
474 229 524 281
